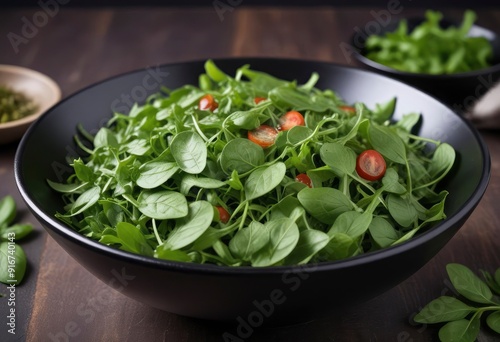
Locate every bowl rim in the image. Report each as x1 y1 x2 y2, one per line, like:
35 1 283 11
0 64 61 129
14 57 492 275
350 17 500 79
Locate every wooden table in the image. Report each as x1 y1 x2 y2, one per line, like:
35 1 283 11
1 6 500 342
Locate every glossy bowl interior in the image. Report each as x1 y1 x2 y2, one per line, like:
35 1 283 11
14 58 490 324
0 65 61 144
351 17 500 110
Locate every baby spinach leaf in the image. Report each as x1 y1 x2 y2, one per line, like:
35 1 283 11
70 186 101 216
382 168 407 194
369 124 406 164
137 190 188 220
428 143 456 180
1 224 33 241
486 311 500 334
163 200 213 250
0 241 27 285
0 195 16 226
220 138 265 174
368 217 399 248
180 174 225 195
170 131 207 174
205 59 229 82
154 248 192 262
284 229 329 265
329 211 372 238
372 97 396 124
251 218 299 267
447 263 495 305
320 142 356 177
136 161 179 189
321 233 358 260
116 222 153 256
438 316 481 342
229 221 268 261
244 162 286 201
387 194 417 228
47 179 88 193
414 296 474 323
298 187 353 224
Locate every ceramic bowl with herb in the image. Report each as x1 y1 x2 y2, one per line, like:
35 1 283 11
0 65 61 144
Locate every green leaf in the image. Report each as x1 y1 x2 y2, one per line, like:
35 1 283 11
229 221 268 261
170 131 207 174
180 174 225 195
320 142 356 177
387 194 417 228
372 97 396 124
163 201 214 250
116 222 153 256
136 161 179 189
93 127 119 149
0 241 27 285
137 190 188 220
220 138 265 174
368 217 399 248
1 224 33 241
244 162 286 201
155 247 192 262
369 124 406 164
486 310 500 334
382 168 406 194
47 179 88 193
447 263 494 304
321 233 358 260
328 211 372 238
428 143 456 180
414 296 474 323
205 59 229 82
70 186 101 216
438 316 481 342
0 195 16 226
251 218 299 267
297 187 353 224
284 229 330 265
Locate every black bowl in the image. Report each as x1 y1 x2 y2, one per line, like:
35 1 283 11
351 17 500 111
14 58 490 324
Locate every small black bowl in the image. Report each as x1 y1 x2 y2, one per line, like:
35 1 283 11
351 17 500 111
14 58 490 324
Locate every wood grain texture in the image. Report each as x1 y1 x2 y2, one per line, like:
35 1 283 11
1 6 500 342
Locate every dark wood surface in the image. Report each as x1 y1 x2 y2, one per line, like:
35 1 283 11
1 6 500 342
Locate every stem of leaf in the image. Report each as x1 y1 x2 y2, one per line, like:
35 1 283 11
152 219 162 245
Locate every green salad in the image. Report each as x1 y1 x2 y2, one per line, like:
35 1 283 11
49 60 455 266
364 10 493 74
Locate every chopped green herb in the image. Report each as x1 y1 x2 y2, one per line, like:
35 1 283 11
0 85 38 123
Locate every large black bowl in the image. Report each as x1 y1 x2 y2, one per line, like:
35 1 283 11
351 17 500 111
14 58 490 324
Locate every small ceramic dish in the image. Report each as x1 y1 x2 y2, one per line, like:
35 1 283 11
0 65 61 145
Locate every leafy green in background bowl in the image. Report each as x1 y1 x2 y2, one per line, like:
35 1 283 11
351 10 500 110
